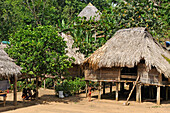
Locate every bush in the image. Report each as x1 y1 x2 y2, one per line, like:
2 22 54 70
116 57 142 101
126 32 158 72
10 80 36 92
55 77 86 96
41 78 54 88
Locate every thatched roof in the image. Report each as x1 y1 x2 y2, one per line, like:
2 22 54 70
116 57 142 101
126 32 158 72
60 33 85 65
84 27 170 78
78 3 101 21
0 44 21 78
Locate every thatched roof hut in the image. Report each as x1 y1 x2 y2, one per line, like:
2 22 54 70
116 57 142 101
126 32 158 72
60 32 84 65
83 27 170 105
0 44 21 106
59 33 85 77
84 27 170 78
78 3 101 21
0 44 21 78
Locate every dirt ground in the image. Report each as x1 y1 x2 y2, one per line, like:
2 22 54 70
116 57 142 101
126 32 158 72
1 86 170 113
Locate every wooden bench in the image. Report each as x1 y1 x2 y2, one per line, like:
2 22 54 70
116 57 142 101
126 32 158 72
0 90 7 107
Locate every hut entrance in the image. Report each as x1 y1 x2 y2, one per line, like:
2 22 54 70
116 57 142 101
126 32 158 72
120 66 137 81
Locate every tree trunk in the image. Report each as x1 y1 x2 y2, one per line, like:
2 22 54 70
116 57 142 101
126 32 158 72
36 76 39 100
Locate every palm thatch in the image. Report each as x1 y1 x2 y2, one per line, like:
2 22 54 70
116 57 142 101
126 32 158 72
60 33 85 65
78 3 101 21
84 27 170 78
0 44 21 78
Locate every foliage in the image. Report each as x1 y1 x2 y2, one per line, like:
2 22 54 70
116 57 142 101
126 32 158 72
162 55 170 64
55 77 86 95
6 25 73 78
41 78 54 88
68 0 169 57
10 80 36 92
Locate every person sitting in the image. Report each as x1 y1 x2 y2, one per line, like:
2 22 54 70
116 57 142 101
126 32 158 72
22 88 27 100
25 88 32 100
32 89 38 100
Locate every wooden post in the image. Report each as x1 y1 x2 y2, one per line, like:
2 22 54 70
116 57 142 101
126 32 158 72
98 81 102 100
136 84 139 102
44 79 46 89
110 82 112 94
14 75 17 106
157 86 161 105
166 86 168 101
103 82 105 95
116 83 119 101
85 81 89 97
157 73 162 105
118 68 121 90
139 84 142 103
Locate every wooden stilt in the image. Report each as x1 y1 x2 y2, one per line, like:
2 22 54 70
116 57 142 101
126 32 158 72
157 73 162 105
157 86 161 105
139 84 142 103
14 75 17 106
166 86 168 101
116 83 119 101
103 82 105 95
98 81 102 100
110 82 112 94
136 84 139 102
85 81 89 97
44 79 46 89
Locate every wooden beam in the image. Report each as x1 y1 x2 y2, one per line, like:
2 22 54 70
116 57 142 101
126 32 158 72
14 75 17 106
121 75 137 79
98 81 102 100
124 75 140 105
103 82 105 95
116 83 119 101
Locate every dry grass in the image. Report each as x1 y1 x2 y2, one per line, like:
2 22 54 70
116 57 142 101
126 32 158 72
0 44 21 78
84 27 170 77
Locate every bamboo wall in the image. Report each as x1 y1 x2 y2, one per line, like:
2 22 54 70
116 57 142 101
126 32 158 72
67 65 81 77
85 67 119 80
138 63 161 84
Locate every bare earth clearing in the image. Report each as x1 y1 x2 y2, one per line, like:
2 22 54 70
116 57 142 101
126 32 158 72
1 87 170 113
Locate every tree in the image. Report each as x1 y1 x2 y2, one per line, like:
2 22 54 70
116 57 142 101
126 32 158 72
67 0 169 58
6 25 73 98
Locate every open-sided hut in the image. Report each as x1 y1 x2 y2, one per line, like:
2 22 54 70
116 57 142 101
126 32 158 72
78 3 101 21
0 44 21 106
83 27 170 105
60 33 85 77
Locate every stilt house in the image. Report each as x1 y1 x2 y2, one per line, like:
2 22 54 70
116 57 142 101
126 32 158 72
60 33 85 77
83 27 170 105
0 44 21 106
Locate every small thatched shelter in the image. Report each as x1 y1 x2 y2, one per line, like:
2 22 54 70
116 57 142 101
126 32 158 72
78 3 101 21
83 27 170 105
60 33 85 77
0 44 21 106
